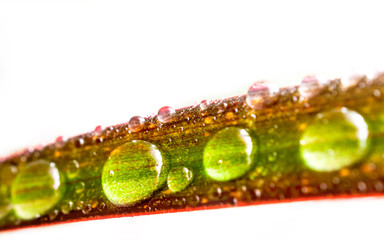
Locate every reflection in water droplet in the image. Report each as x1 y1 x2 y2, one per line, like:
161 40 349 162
102 140 167 206
167 167 193 192
300 108 369 172
0 163 17 219
157 106 175 123
128 116 145 132
246 81 278 109
203 127 256 181
11 160 64 220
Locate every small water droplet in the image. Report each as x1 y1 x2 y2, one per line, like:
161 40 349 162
94 125 103 132
246 81 279 109
298 75 325 100
48 209 59 220
203 127 256 181
81 204 92 214
167 167 193 193
357 181 367 192
75 181 85 194
300 108 369 172
373 89 381 97
61 201 73 214
157 106 175 123
128 116 145 132
66 159 80 179
200 100 209 111
340 72 365 90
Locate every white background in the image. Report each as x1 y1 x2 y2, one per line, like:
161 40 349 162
1 0 384 239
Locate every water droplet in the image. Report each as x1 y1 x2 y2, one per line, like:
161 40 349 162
102 140 168 206
157 106 175 123
373 89 381 97
167 167 193 193
128 116 145 132
203 127 256 181
298 75 325 100
11 160 65 220
200 100 209 111
0 163 17 219
300 108 369 172
246 81 278 109
65 159 79 179
48 209 59 220
61 201 73 214
340 73 365 89
75 181 85 194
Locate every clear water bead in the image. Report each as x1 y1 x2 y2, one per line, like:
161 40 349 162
102 140 168 206
157 106 175 123
128 116 145 132
203 127 256 181
300 108 369 172
11 160 65 220
246 81 279 109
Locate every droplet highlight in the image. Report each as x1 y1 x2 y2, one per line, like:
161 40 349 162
102 140 168 206
167 167 193 192
300 108 369 172
203 127 256 181
11 160 64 220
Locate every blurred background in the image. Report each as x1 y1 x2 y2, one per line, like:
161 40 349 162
0 0 383 239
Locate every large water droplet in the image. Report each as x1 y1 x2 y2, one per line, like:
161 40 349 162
300 108 369 172
157 106 175 123
102 140 168 206
0 163 17 219
203 127 256 181
128 116 145 132
167 167 193 192
246 81 278 109
11 160 64 220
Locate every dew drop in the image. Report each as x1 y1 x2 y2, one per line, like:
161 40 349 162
246 81 279 109
128 116 145 132
340 72 365 90
298 75 324 100
203 127 256 181
102 140 168 206
167 167 193 193
200 100 209 111
157 106 175 123
300 108 369 172
61 200 74 214
65 159 80 179
75 181 85 194
11 160 65 220
0 163 17 219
